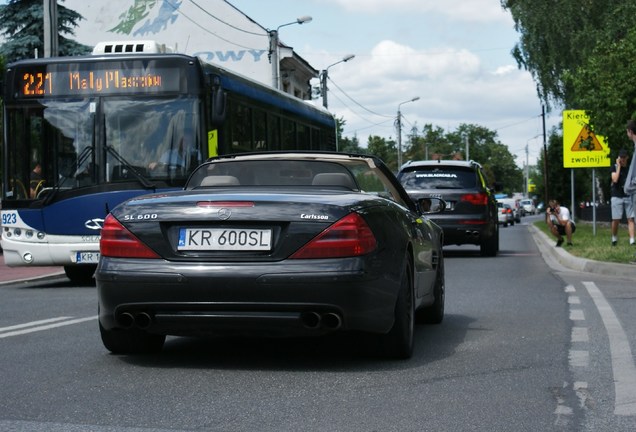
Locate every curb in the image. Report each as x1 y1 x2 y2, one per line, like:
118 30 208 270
0 271 67 287
528 224 636 279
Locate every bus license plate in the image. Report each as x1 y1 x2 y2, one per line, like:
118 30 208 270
178 228 272 251
76 251 100 263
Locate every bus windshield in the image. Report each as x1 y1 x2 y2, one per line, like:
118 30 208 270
4 96 201 201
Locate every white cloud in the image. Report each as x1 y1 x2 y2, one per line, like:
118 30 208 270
319 37 550 166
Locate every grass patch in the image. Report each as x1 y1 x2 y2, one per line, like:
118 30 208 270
533 219 636 264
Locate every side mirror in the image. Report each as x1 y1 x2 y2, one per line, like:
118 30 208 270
210 86 226 125
418 197 446 214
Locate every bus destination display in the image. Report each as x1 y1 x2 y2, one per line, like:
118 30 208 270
19 67 181 97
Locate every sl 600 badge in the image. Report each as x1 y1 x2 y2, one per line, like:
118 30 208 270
123 214 158 221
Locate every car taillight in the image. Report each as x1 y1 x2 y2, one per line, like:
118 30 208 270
461 192 489 206
290 212 377 259
100 214 160 259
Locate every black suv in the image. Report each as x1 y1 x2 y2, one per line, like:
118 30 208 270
397 160 499 256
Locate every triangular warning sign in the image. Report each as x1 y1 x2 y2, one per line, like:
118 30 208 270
570 125 602 152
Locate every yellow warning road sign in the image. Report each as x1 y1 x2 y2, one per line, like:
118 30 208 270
562 110 610 168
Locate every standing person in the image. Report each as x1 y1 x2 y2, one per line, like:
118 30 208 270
546 199 576 247
626 121 636 262
610 149 635 246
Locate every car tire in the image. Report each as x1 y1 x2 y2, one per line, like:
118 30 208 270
417 254 444 324
99 321 165 354
377 259 414 359
64 265 96 284
480 229 498 257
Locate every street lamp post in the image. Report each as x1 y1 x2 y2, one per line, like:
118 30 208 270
320 54 355 109
268 16 312 90
396 97 420 169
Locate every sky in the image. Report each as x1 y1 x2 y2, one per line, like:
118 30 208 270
229 0 560 168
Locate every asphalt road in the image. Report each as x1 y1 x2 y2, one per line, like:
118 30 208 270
1 216 635 431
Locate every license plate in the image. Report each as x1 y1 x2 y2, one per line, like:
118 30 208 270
76 251 100 263
178 228 272 251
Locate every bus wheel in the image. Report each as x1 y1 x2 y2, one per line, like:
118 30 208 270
64 265 96 284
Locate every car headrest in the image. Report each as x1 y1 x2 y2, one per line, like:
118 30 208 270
311 172 357 190
200 175 240 187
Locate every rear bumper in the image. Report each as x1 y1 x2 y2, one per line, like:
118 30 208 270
96 257 399 337
428 216 495 246
0 236 99 267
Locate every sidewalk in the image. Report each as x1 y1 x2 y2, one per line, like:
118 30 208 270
0 252 65 285
528 224 636 279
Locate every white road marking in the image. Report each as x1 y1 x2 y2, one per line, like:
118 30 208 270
583 281 636 416
0 316 97 339
569 350 589 367
0 316 72 333
570 309 585 321
571 327 589 343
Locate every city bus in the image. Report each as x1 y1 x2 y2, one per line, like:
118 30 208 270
1 41 336 282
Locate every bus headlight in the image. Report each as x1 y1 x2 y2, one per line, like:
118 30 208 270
22 252 33 263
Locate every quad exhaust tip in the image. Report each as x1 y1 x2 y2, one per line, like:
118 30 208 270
116 312 153 329
300 311 342 330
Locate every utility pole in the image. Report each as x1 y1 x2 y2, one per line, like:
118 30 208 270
525 142 529 197
268 16 312 90
396 97 420 169
43 0 58 57
320 54 355 109
542 105 549 207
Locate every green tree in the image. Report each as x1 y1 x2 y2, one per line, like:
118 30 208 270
335 116 363 154
564 4 636 149
367 135 397 171
502 1 636 151
404 124 453 162
0 0 91 63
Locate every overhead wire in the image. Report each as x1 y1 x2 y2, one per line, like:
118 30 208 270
163 0 263 51
327 77 393 119
188 0 266 36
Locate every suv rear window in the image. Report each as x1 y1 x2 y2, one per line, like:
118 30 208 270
400 166 477 189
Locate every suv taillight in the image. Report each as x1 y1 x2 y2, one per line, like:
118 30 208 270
461 192 488 206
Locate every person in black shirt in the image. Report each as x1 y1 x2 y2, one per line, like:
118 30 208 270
610 148 635 246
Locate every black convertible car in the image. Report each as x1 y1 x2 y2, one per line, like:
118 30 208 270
96 152 445 359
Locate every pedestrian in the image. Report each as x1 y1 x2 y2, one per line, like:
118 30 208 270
610 148 635 246
546 199 576 247
625 120 636 225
